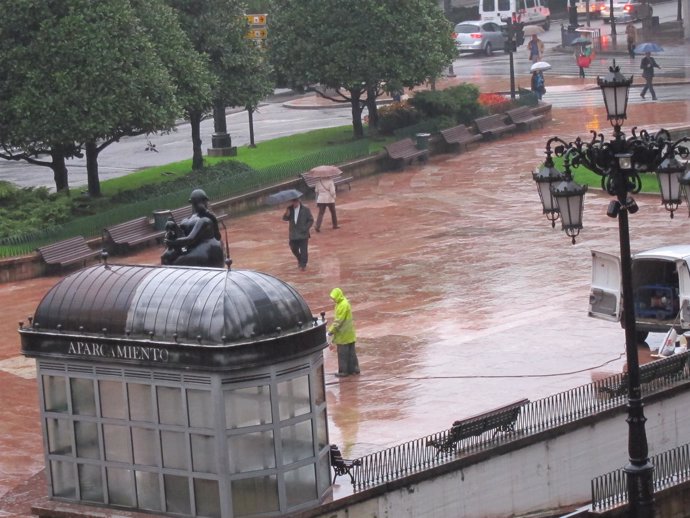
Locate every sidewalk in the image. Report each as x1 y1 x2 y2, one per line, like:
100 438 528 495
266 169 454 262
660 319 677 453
2 98 690 515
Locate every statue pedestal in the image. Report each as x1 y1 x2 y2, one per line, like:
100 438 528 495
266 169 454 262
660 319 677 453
208 132 237 156
207 146 237 156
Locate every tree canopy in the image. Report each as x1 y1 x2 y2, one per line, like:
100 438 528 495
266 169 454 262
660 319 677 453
269 0 456 137
0 0 183 192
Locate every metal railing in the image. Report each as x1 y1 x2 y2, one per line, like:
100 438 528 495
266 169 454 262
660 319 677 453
353 352 690 491
0 140 371 258
591 442 690 511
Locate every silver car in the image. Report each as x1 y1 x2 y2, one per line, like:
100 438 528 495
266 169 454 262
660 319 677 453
454 21 507 56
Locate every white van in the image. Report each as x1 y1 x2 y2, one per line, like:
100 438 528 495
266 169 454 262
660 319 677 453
589 245 690 341
479 0 551 30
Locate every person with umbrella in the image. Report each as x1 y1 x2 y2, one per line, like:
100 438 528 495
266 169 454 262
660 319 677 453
625 23 637 59
640 50 660 100
282 192 314 271
531 69 546 100
310 166 340 232
527 34 544 63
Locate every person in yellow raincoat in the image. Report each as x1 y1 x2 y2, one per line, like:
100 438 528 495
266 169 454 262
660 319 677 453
327 288 360 377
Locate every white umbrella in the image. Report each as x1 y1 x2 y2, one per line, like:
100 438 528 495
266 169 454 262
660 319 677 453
308 165 343 178
530 61 551 72
523 25 545 36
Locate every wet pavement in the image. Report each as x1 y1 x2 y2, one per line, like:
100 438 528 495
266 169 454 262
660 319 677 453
2 99 690 513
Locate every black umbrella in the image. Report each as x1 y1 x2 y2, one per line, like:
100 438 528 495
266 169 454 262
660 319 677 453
266 189 303 206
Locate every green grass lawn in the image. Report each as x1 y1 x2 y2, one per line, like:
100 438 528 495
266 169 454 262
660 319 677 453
551 157 660 194
99 126 388 196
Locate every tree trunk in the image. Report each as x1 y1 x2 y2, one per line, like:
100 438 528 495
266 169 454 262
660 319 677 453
85 140 101 197
366 87 379 130
189 109 204 170
349 90 364 139
51 148 69 192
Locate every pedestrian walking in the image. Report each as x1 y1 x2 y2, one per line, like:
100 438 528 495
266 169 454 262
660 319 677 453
314 177 339 232
527 34 544 63
625 23 637 58
282 196 314 270
640 51 660 100
328 288 360 377
575 45 592 78
531 70 545 100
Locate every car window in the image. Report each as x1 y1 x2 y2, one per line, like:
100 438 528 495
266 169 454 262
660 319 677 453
498 0 511 10
483 0 495 11
482 23 496 32
526 0 535 7
456 24 480 33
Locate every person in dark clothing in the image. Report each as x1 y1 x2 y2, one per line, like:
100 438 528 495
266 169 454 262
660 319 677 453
640 51 660 100
282 197 314 270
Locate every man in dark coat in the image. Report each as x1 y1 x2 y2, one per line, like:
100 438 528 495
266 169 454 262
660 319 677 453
282 197 314 270
640 51 660 101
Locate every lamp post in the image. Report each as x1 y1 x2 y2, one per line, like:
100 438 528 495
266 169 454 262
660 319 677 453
532 61 690 517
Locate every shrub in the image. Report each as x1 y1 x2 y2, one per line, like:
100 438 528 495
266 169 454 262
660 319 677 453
409 84 484 126
0 183 73 239
377 102 422 134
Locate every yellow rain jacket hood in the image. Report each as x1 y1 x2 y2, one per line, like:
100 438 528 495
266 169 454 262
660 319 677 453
328 288 356 345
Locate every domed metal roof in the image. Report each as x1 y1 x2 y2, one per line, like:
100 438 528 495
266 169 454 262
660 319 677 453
31 265 314 345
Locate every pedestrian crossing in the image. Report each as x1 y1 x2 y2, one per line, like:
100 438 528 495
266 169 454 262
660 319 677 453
538 82 690 108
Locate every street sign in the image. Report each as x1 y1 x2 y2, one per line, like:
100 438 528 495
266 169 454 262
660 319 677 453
246 14 267 25
246 13 267 40
247 28 267 39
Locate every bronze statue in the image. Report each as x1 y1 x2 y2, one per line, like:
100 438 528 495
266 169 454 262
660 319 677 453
161 189 225 267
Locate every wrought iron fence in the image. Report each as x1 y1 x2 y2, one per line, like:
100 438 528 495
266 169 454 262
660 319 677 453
591 442 690 511
0 140 370 258
353 352 690 491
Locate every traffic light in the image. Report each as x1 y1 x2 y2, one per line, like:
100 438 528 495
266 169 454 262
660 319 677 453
514 22 525 47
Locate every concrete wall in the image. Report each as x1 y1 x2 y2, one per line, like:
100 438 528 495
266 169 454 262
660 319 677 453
292 384 690 518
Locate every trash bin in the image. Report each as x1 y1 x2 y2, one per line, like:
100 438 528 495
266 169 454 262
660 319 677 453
152 209 173 230
561 25 579 47
416 132 431 150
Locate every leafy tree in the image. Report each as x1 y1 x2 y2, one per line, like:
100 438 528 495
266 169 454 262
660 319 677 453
269 0 456 138
168 0 273 170
0 0 180 193
83 0 215 197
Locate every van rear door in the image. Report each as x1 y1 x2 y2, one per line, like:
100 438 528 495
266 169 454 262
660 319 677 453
678 259 690 328
589 250 621 322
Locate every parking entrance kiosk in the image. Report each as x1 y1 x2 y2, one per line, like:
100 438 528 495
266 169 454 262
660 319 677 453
21 264 331 517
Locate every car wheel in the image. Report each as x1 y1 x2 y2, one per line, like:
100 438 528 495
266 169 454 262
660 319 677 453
484 42 493 56
542 17 550 30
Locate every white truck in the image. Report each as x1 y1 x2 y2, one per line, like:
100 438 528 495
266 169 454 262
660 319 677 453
589 245 690 341
479 0 551 29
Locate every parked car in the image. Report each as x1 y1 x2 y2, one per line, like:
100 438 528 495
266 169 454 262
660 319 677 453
600 1 644 22
589 245 690 341
576 0 606 17
454 21 508 56
479 0 551 30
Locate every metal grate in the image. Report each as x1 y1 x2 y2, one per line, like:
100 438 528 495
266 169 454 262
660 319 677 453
591 443 690 511
353 352 690 491
153 372 182 382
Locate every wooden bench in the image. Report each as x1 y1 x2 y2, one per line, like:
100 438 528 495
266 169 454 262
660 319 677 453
300 172 353 193
103 216 164 252
37 236 99 269
506 106 545 131
329 444 361 484
440 124 483 152
384 138 429 169
426 398 530 455
474 114 517 139
599 352 688 397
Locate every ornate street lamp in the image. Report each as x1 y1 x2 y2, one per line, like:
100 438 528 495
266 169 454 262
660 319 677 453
532 152 563 228
656 157 686 218
680 169 690 217
531 61 690 518
551 157 587 244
